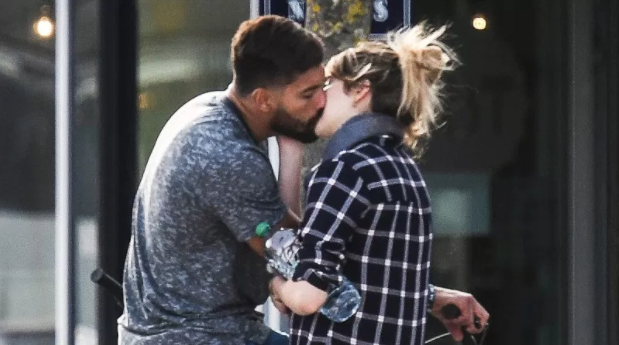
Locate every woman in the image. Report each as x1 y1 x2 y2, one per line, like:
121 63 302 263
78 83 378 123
270 24 489 345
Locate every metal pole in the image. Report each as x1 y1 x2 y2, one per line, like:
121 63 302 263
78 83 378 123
266 137 283 331
250 0 261 18
567 0 596 344
55 0 76 343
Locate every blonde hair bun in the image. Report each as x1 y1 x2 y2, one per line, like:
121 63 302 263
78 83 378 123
387 23 456 151
414 46 449 84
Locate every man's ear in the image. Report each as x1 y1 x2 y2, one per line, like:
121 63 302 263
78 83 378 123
250 88 276 113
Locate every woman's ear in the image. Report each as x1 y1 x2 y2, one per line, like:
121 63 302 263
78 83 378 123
352 80 372 108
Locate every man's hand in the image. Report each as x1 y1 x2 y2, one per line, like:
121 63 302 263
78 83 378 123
429 286 489 342
269 276 290 315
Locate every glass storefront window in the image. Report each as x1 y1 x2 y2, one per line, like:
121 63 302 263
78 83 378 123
0 1 101 343
410 1 568 344
74 0 101 343
0 2 56 344
137 0 249 174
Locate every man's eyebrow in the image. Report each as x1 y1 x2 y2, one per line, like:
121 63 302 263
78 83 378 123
299 83 324 94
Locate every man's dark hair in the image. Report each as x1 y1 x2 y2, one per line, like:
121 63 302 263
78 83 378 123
231 15 324 95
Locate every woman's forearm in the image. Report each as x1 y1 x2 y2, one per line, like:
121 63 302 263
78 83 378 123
271 277 328 316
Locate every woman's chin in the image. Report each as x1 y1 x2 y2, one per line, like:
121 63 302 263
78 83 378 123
314 121 325 138
314 122 332 139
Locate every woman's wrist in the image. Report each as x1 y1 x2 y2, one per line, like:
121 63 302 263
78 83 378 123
427 284 436 311
269 276 285 299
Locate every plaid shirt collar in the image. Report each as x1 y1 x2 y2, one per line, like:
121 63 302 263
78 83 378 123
304 112 404 191
323 112 404 160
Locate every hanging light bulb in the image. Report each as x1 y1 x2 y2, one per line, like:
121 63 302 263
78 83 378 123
33 6 55 39
472 14 487 31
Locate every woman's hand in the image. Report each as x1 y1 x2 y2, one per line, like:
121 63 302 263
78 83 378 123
429 286 489 342
269 276 290 315
269 275 328 316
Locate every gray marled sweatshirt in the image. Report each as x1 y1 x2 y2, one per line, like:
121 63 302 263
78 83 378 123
118 92 286 345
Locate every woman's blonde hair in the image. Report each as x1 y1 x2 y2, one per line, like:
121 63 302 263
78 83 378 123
325 22 456 155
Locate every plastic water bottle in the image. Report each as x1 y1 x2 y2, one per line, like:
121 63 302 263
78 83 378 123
256 222 361 322
319 277 361 322
256 223 300 279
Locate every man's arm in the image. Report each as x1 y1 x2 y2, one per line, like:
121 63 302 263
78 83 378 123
200 140 292 255
246 137 304 257
247 209 300 257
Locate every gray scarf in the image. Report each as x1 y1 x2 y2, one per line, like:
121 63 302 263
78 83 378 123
304 112 404 189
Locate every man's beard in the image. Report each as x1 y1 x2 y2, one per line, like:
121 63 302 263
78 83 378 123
271 107 323 144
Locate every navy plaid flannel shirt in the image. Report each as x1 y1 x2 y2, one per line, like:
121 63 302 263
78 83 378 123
290 135 433 345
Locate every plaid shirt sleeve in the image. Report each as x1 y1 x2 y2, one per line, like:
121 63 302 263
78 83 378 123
292 159 370 291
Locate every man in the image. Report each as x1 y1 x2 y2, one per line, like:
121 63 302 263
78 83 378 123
119 15 487 345
119 15 324 345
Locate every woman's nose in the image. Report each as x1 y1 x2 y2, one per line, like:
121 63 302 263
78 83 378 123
315 89 327 108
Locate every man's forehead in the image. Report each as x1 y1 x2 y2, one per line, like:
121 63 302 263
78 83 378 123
288 66 325 90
